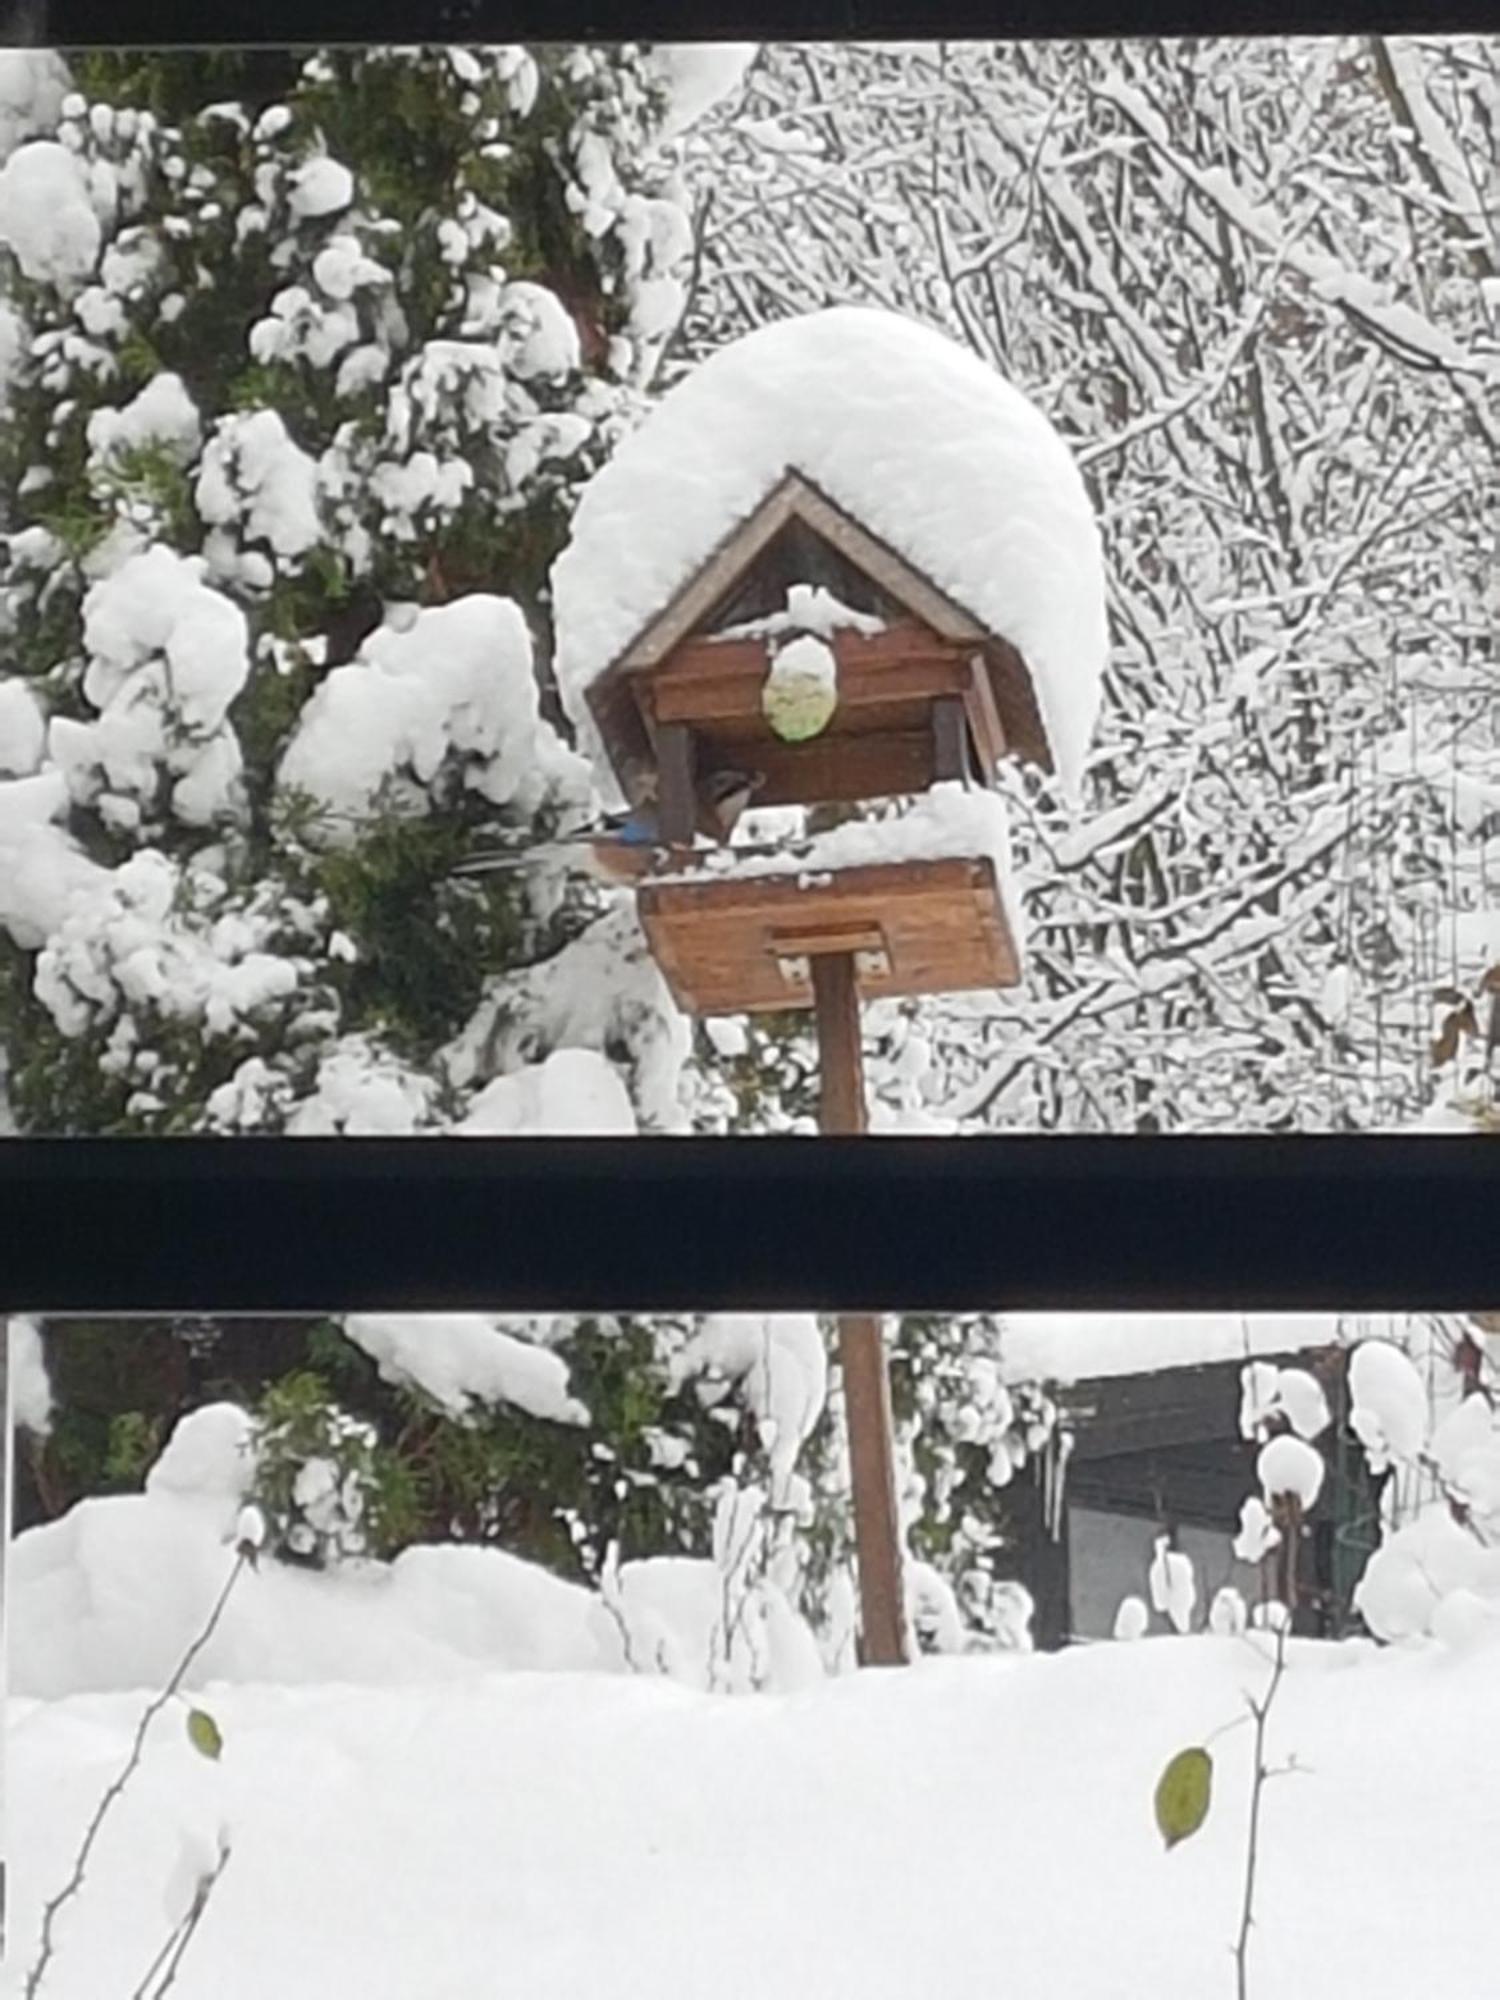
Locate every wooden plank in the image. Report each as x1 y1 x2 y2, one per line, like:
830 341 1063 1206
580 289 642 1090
986 637 1052 772
655 721 697 847
649 627 972 728
837 1316 910 1665
642 857 983 918
660 622 968 684
750 732 935 808
770 920 888 958
964 652 1008 774
813 953 867 1136
585 676 656 811
619 475 805 675
932 693 968 782
782 476 989 646
809 953 911 1669
638 857 1022 1014
617 470 992 679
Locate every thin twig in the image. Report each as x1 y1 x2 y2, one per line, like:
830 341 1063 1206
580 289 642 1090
1234 1617 1290 2000
133 1844 233 2000
24 1553 248 1998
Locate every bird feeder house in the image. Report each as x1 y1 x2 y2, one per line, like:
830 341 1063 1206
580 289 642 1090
585 472 1049 1016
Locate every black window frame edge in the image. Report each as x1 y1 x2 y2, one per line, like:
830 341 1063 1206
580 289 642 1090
0 1135 1494 1315
21 1 1500 51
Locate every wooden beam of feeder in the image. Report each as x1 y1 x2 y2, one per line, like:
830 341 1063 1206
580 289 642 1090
932 693 968 783
965 654 1008 774
769 921 887 959
647 625 972 727
655 720 697 848
616 471 989 679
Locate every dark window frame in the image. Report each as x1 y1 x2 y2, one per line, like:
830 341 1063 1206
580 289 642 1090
1 1136 1493 1315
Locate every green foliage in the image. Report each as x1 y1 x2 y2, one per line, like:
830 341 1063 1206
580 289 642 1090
69 49 304 122
231 654 320 828
21 1323 187 1513
311 806 536 1057
91 439 200 546
104 1410 164 1488
240 1319 721 1583
889 1314 1055 1609
250 1368 413 1564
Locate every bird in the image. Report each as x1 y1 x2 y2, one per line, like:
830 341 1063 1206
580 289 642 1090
453 768 766 886
700 765 766 840
453 802 665 886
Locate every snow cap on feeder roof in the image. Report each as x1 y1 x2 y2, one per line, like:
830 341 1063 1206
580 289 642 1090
551 305 1108 798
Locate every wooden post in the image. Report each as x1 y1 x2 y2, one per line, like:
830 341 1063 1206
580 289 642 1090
932 693 969 783
810 954 910 1667
656 720 697 848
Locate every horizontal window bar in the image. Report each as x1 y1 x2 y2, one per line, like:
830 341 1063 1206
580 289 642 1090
37 3 1487 52
1 1137 1492 1315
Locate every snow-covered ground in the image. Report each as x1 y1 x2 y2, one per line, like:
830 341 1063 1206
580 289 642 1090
6 1396 1500 1999
8 1624 1499 1999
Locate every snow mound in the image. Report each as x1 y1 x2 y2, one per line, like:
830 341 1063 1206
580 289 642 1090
86 371 202 472
445 900 690 1133
49 544 250 825
9 1403 607 1698
1147 1534 1196 1633
0 50 72 163
9 1404 842 1707
0 673 46 775
0 768 108 949
0 136 100 286
1239 1360 1330 1441
276 1037 435 1137
342 1314 590 1426
669 1313 827 1509
9 1314 52 1431
12 1623 1500 1999
196 407 321 563
1354 1503 1500 1644
287 155 353 220
647 43 758 139
454 1047 637 1137
276 593 586 834
552 306 1107 794
1257 1433 1324 1509
594 1552 824 1692
996 1310 1349 1385
1349 1339 1429 1471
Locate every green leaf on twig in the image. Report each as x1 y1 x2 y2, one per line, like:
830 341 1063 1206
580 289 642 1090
1155 1745 1212 1849
186 1708 223 1761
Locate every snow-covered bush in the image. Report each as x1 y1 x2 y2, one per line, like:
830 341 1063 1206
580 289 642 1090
3 45 763 1635
1345 1330 1500 1645
249 1368 400 1565
0 45 696 1144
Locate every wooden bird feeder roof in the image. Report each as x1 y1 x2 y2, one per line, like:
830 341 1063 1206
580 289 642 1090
638 854 1023 1016
584 471 1053 817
